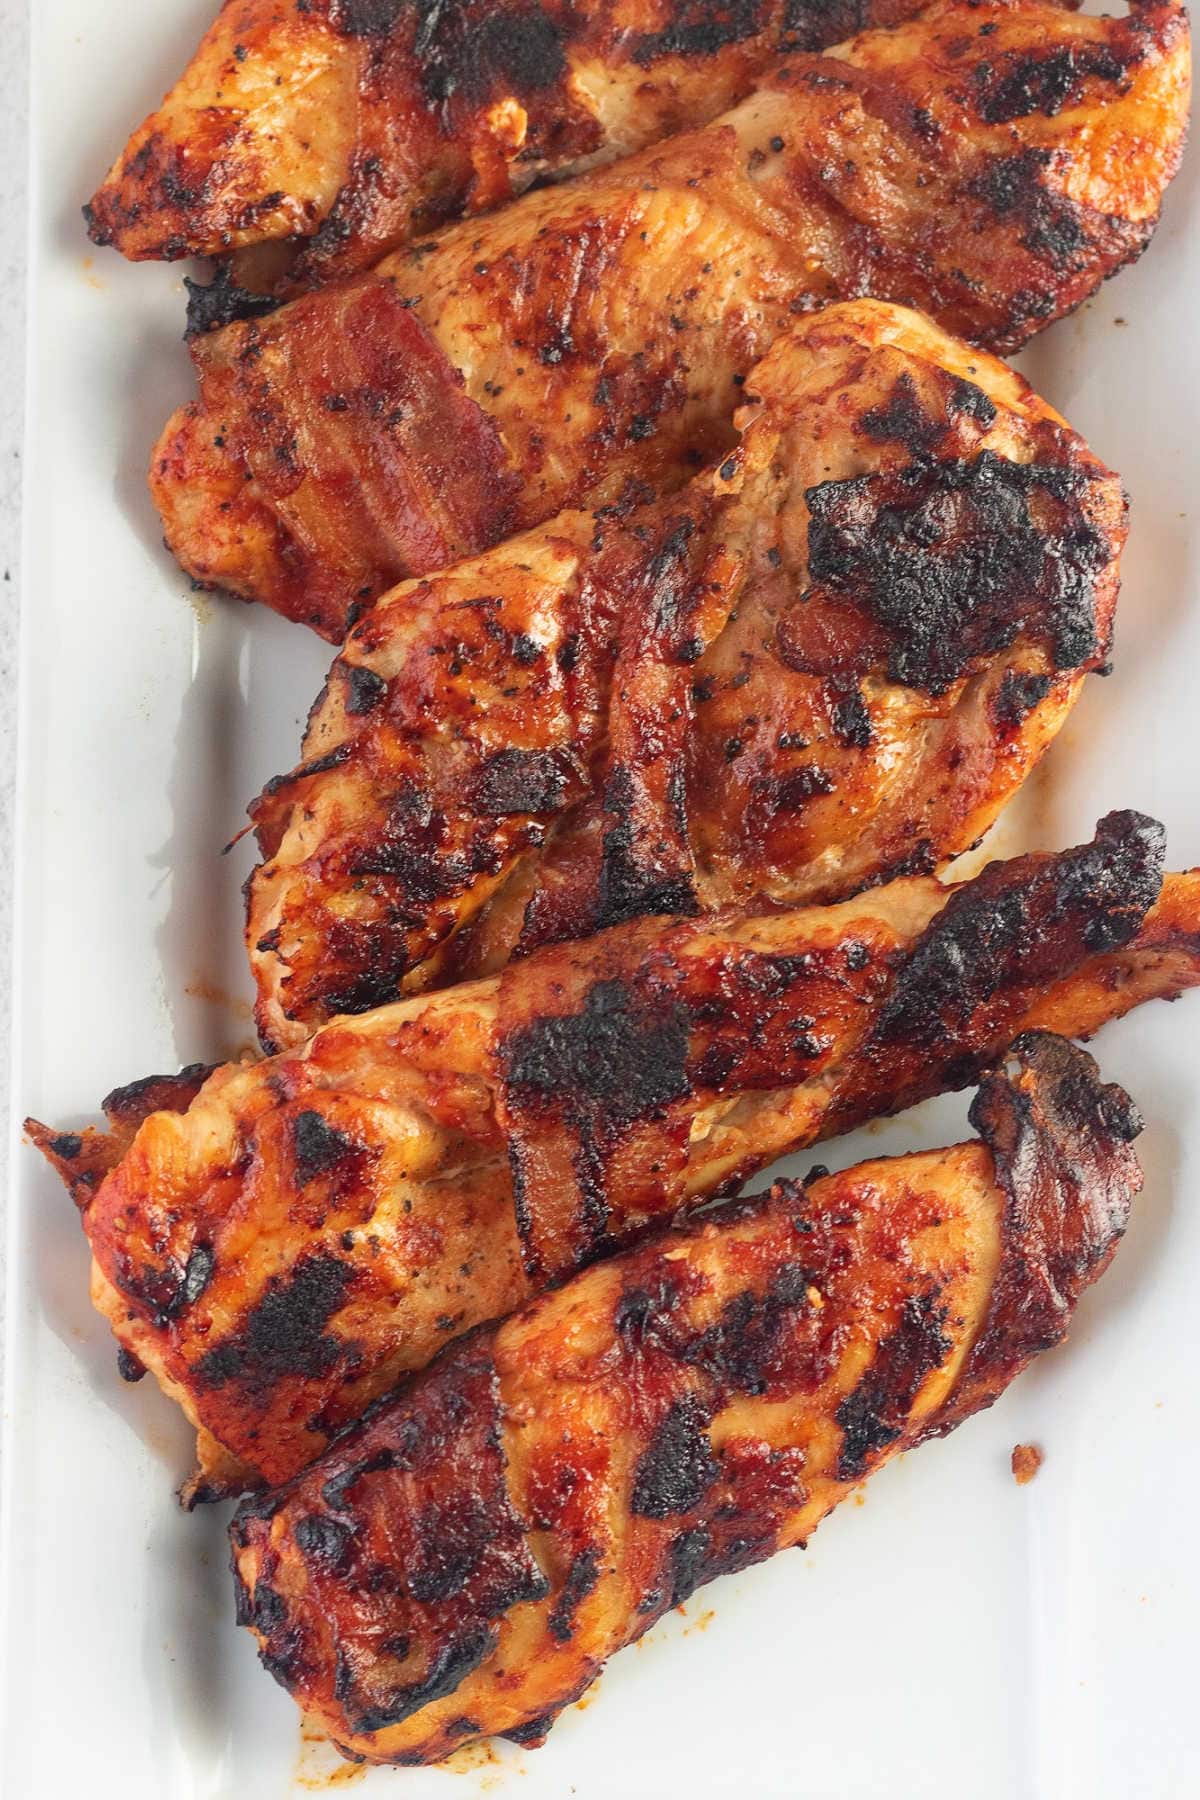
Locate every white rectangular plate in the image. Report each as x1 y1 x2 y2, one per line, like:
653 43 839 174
3 4 1199 1795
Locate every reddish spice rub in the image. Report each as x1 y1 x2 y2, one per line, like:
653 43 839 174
27 814 1200 1499
227 1032 1141 1763
86 0 931 291
148 0 1191 635
242 302 1127 1049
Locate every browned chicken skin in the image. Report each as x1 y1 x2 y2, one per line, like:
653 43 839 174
149 0 1191 637
27 814 1200 1499
228 1031 1142 1764
245 301 1127 1049
86 0 933 295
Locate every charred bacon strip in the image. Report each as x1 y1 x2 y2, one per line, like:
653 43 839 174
150 0 1191 636
228 1032 1141 1764
244 301 1127 1049
26 815 1200 1497
86 0 931 288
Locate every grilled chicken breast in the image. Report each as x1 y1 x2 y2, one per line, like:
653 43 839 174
228 1031 1141 1764
150 0 1190 638
27 814 1200 1500
86 0 930 295
245 300 1126 1049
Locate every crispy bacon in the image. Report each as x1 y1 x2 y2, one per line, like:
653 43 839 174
243 301 1127 1049
228 1031 1142 1763
86 0 931 290
149 0 1191 636
187 282 521 633
26 814 1200 1498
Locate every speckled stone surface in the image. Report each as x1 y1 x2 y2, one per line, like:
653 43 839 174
0 0 29 1367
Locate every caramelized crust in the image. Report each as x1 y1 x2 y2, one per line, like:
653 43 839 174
228 1032 1141 1763
27 815 1200 1497
149 0 1191 635
87 0 931 286
244 301 1127 1048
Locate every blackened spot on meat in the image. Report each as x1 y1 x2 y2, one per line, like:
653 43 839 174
668 1525 712 1606
350 784 468 901
870 812 1164 1050
803 452 1109 696
261 745 353 799
47 1132 83 1159
504 978 691 1127
231 1488 282 1530
196 1254 354 1394
862 838 937 888
1056 812 1166 954
351 1627 500 1734
294 1513 355 1573
343 663 389 715
293 1110 357 1184
615 1278 680 1343
259 1633 309 1689
860 373 944 455
828 678 872 748
548 1547 602 1642
406 1495 495 1603
557 634 579 673
102 1062 215 1128
631 1394 719 1519
994 669 1053 729
683 1263 813 1395
505 1710 560 1747
512 633 542 665
252 1583 288 1635
948 377 998 427
121 1236 219 1326
333 1649 356 1704
594 764 698 928
969 150 1089 269
183 264 281 339
322 966 410 1019
626 1261 815 1396
975 43 1128 125
631 0 766 65
597 818 699 929
1094 1078 1144 1145
472 748 568 817
772 764 836 810
407 4 568 110
645 517 699 638
836 1290 951 1478
182 1244 216 1306
299 151 387 269
330 0 407 36
116 1346 146 1383
82 200 111 246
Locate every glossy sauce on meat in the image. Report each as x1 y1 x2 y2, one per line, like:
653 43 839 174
148 0 1190 634
27 814 1200 1498
227 1033 1142 1762
242 301 1127 1047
